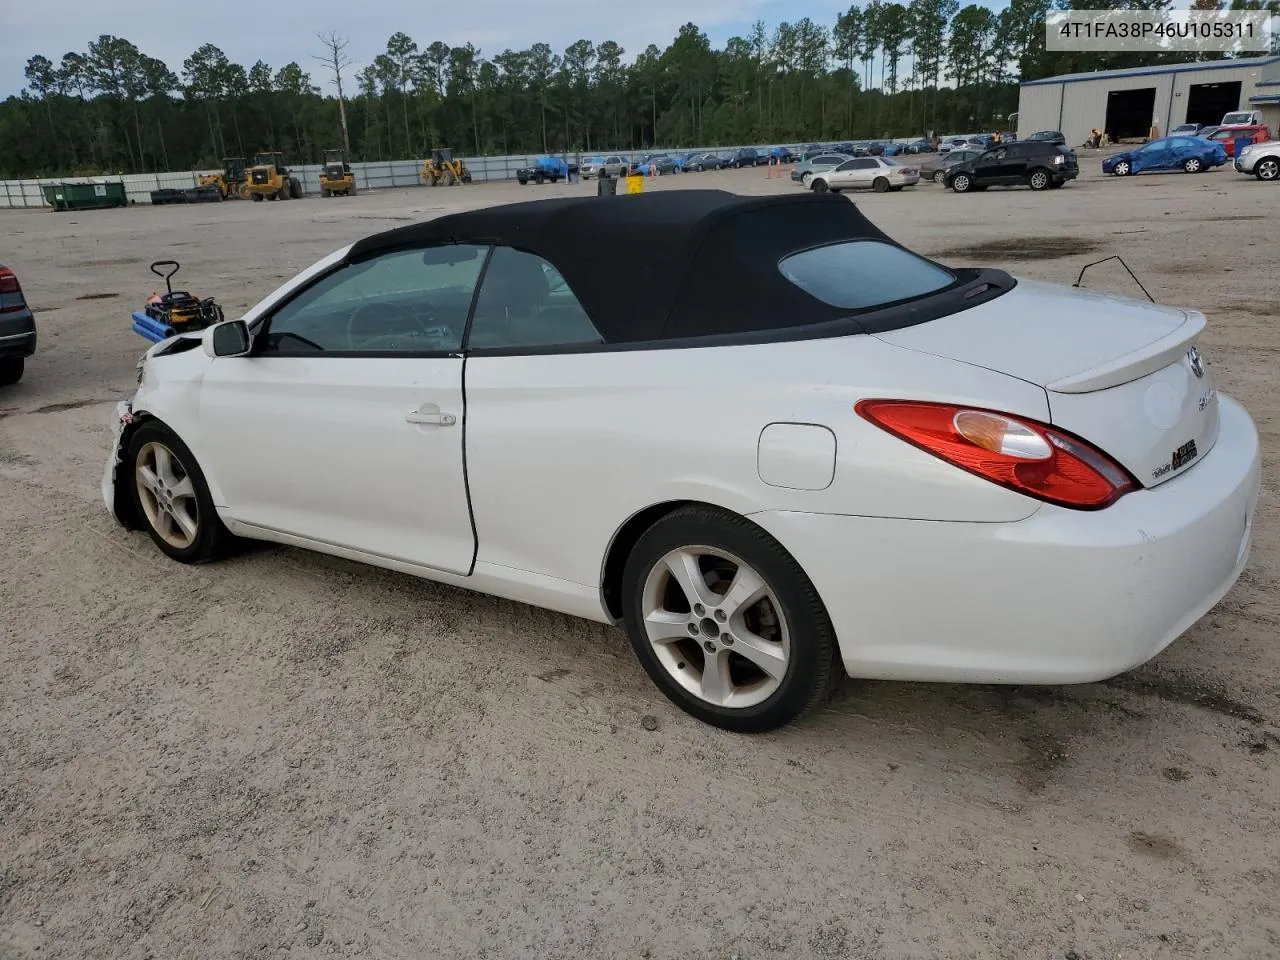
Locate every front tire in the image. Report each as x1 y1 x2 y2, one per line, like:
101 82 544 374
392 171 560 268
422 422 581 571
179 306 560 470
1028 168 1050 190
621 506 838 732
810 178 829 193
1113 160 1131 176
126 421 233 564
951 172 972 192
1256 157 1280 181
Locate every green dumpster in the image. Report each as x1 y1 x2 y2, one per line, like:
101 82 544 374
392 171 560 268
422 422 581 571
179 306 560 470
41 180 129 211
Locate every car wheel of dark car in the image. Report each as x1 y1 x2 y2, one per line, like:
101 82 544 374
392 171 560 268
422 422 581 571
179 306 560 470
1183 157 1202 173
1113 160 1131 176
620 504 839 733
1256 157 1279 181
0 357 23 386
932 170 946 183
951 173 972 193
1028 169 1050 190
872 177 890 193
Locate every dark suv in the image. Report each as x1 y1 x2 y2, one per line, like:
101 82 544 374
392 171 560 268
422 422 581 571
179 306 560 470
0 263 36 385
944 140 1078 192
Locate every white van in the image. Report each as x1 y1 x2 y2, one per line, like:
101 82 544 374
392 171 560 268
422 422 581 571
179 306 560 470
1222 110 1261 126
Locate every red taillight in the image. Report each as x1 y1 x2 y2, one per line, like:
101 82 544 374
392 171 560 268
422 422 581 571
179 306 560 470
855 399 1137 510
0 268 25 313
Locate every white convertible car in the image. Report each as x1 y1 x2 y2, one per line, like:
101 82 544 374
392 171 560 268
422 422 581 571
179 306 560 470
102 190 1260 732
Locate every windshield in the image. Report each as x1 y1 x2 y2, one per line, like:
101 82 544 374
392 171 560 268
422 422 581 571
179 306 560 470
778 240 956 310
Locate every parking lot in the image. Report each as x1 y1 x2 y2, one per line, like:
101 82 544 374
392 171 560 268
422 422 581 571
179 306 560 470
2 155 1278 959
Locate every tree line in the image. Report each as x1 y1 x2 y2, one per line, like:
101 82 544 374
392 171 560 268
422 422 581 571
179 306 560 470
2 0 1276 178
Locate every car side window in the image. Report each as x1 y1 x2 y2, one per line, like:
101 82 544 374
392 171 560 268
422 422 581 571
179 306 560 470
259 244 490 355
467 247 603 351
984 147 1007 162
850 158 877 170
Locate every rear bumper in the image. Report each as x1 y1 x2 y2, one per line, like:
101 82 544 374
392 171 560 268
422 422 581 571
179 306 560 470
751 394 1261 685
0 311 37 357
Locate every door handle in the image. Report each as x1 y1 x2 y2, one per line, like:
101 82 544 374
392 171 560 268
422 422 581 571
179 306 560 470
406 409 456 426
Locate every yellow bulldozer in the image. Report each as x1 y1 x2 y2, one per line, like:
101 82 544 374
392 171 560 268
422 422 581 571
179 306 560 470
319 149 356 197
420 148 472 186
244 151 303 202
197 157 249 199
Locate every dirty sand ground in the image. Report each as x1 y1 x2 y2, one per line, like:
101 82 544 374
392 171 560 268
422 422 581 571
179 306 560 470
2 157 1278 960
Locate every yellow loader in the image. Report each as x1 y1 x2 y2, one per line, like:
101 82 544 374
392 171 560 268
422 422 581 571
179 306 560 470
420 148 472 186
244 151 303 202
197 157 249 199
319 149 356 197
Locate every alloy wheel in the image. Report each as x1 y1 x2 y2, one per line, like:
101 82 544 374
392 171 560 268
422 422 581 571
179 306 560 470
1258 158 1279 180
134 440 199 549
640 546 791 709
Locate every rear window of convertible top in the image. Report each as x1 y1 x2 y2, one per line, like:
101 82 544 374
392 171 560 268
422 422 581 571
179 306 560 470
777 239 956 311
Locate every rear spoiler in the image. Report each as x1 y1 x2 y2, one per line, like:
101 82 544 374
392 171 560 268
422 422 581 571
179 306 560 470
1046 309 1206 394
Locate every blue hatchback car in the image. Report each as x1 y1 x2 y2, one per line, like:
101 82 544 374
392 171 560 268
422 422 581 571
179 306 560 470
1101 136 1227 176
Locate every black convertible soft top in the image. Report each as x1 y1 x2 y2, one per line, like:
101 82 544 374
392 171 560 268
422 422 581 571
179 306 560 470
345 189 1008 345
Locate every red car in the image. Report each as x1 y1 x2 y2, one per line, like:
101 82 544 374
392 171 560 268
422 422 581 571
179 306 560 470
1206 124 1273 157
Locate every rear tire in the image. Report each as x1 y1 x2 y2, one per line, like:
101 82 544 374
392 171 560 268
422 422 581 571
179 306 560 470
0 357 24 386
932 170 946 183
1183 157 1202 173
620 505 839 733
125 421 234 564
872 177 889 193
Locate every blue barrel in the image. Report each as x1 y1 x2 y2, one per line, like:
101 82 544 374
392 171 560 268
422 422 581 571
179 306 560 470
132 310 175 343
1234 137 1251 160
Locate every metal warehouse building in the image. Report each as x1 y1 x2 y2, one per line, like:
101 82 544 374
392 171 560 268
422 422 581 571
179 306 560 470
1017 55 1280 146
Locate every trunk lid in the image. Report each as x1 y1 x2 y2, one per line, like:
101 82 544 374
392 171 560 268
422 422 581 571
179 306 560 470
875 278 1220 488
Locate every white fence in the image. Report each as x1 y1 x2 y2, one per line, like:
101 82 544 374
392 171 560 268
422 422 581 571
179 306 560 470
0 138 933 210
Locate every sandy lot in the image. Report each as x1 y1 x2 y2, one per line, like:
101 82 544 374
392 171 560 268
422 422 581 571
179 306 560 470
2 157 1279 960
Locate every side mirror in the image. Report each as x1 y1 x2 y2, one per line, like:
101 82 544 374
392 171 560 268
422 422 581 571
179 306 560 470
203 319 252 358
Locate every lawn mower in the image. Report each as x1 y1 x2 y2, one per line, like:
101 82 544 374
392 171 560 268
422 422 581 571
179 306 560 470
131 260 225 343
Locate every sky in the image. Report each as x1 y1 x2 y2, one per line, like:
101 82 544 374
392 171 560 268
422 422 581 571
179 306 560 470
3 0 1011 98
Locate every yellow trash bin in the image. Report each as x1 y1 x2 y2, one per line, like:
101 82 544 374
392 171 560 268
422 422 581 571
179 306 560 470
625 174 644 195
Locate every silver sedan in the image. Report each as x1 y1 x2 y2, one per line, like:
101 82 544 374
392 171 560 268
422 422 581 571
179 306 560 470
1234 139 1280 181
806 156 920 193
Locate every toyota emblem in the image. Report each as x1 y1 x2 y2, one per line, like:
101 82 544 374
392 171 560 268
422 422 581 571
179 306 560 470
1187 346 1204 378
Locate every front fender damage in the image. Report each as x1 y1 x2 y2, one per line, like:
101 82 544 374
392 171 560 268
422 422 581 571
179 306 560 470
103 400 146 531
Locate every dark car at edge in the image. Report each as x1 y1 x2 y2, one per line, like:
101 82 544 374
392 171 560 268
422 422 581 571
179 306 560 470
0 263 36 385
